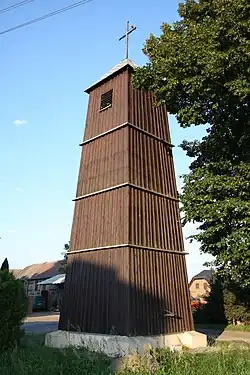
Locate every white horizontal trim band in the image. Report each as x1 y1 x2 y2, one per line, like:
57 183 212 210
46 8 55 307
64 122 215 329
67 243 187 255
73 183 179 202
80 122 128 146
80 122 174 148
73 183 128 201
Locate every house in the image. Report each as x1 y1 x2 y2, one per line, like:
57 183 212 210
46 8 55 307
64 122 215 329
13 261 63 311
38 274 65 310
15 261 61 295
189 270 213 303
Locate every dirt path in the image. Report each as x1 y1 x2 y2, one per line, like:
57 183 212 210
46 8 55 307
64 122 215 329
24 312 60 323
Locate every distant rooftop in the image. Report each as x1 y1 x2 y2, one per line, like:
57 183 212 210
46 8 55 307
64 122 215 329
38 274 65 286
191 270 213 284
14 261 62 280
85 59 137 93
10 269 22 278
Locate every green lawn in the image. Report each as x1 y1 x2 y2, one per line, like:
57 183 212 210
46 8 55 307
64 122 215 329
226 324 250 332
1 335 250 375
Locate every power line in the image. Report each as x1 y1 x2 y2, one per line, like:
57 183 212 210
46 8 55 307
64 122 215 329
0 0 35 15
0 0 94 36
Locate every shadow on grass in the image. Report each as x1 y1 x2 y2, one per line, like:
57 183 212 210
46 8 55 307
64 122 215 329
21 333 46 348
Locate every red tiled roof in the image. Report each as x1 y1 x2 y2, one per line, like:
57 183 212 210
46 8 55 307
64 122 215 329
16 261 62 280
10 269 23 278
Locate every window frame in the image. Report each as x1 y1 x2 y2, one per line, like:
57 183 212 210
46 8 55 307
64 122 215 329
100 89 113 111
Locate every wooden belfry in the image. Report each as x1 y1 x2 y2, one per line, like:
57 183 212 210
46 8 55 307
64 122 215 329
59 24 193 336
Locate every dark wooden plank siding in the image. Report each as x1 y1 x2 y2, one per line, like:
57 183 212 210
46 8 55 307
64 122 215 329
129 188 184 252
84 69 129 141
129 248 193 335
59 247 193 335
129 82 171 142
70 187 130 250
76 127 129 196
129 127 177 197
59 248 130 334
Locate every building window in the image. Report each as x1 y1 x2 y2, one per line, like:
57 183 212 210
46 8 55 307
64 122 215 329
195 283 199 289
100 90 113 111
204 283 208 291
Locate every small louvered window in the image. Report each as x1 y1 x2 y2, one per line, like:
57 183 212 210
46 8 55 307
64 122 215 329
100 90 113 111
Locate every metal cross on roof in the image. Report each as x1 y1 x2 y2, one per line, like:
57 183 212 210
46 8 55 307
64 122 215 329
119 21 136 60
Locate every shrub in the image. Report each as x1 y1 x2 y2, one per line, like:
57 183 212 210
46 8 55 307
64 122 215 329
223 287 250 324
0 269 27 352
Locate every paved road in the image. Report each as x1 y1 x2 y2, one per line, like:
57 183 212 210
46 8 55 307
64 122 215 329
24 322 58 334
199 328 250 343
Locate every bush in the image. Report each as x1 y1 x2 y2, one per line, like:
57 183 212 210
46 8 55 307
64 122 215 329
0 269 27 352
223 287 250 324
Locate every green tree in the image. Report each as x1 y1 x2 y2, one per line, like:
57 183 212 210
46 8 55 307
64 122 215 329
0 269 27 352
223 288 250 324
59 242 69 273
133 0 250 286
1 258 9 271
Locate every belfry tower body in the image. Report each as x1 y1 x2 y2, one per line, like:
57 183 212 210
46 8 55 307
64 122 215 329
59 59 194 336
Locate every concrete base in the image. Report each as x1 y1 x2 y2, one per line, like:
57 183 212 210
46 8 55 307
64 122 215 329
45 330 207 357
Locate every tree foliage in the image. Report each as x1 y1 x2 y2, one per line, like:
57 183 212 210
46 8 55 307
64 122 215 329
59 242 69 274
223 286 250 324
133 0 250 128
0 269 27 352
133 0 250 286
1 258 9 271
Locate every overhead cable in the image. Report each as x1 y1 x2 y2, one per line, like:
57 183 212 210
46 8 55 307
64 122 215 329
0 0 94 35
0 0 35 15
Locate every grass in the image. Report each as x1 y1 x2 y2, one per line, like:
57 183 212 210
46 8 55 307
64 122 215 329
1 334 250 374
226 324 250 332
0 334 112 375
120 341 250 375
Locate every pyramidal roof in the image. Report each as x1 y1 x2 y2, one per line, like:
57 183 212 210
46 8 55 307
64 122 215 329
85 59 137 93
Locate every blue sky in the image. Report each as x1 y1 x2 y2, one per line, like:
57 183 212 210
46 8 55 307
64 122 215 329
0 0 212 278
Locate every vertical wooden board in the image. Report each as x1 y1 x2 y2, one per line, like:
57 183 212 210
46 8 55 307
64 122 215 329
70 187 130 251
84 69 129 140
130 189 185 252
76 128 129 196
130 81 171 143
129 128 177 197
59 248 131 335
126 249 192 335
